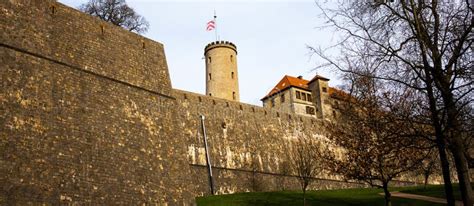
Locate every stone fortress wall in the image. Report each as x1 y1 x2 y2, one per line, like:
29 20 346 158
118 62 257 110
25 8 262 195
1 1 192 205
1 1 423 205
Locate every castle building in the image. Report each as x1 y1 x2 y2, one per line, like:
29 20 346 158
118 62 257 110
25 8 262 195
1 2 441 205
205 41 240 101
261 75 348 119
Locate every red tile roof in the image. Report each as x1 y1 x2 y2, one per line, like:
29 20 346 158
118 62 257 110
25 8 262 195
261 75 310 100
262 75 351 101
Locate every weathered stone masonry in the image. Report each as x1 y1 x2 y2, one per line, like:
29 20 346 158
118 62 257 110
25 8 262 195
1 1 191 205
1 1 419 205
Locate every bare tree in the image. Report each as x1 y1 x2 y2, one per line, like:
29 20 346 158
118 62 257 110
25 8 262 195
79 0 149 34
312 1 473 205
322 74 429 206
416 150 440 189
289 136 321 206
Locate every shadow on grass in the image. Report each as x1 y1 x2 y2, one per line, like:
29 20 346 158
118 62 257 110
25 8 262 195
196 187 445 206
399 183 472 201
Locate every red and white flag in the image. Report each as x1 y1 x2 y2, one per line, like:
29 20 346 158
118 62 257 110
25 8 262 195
206 20 215 31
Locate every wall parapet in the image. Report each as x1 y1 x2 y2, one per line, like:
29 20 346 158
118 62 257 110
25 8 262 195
0 0 172 96
173 89 326 126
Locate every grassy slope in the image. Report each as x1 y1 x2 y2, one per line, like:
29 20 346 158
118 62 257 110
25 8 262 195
196 187 444 206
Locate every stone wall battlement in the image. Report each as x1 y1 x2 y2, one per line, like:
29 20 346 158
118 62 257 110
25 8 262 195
204 41 237 54
0 0 172 96
174 89 325 126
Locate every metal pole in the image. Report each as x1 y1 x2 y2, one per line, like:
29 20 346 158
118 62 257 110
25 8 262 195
213 10 218 41
200 115 215 195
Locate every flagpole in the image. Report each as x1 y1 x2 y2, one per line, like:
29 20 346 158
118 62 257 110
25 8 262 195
214 10 218 41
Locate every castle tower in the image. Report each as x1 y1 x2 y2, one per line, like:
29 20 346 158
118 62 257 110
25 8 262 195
204 41 240 101
308 75 331 119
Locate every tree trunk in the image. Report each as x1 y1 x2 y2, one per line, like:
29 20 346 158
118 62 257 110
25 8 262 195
424 173 429 190
424 71 456 206
444 91 473 206
451 139 473 206
437 140 456 206
382 182 391 206
303 189 306 206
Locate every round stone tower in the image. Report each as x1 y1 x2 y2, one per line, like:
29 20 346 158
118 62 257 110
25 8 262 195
204 41 240 101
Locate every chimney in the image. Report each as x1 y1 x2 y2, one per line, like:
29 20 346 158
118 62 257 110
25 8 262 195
297 75 303 79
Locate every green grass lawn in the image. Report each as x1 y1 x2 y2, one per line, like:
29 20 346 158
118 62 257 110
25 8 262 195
400 183 471 201
196 187 445 206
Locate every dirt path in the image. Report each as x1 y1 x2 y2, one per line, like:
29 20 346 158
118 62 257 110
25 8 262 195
380 191 463 205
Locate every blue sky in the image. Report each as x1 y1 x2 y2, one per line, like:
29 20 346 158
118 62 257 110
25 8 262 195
58 0 342 105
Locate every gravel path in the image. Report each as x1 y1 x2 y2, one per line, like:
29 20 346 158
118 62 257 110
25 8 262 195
380 191 464 206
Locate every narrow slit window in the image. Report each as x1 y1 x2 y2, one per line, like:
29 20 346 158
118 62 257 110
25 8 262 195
230 55 233 62
208 57 212 63
209 73 212 80
233 92 236 100
231 72 234 79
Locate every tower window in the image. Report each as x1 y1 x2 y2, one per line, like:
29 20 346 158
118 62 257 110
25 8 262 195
208 57 212 63
230 55 233 62
231 72 234 79
233 92 236 100
209 93 212 96
209 73 212 80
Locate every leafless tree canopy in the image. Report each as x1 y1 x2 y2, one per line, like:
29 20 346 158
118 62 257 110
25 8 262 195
289 137 321 206
79 0 149 34
312 1 472 205
322 75 429 206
